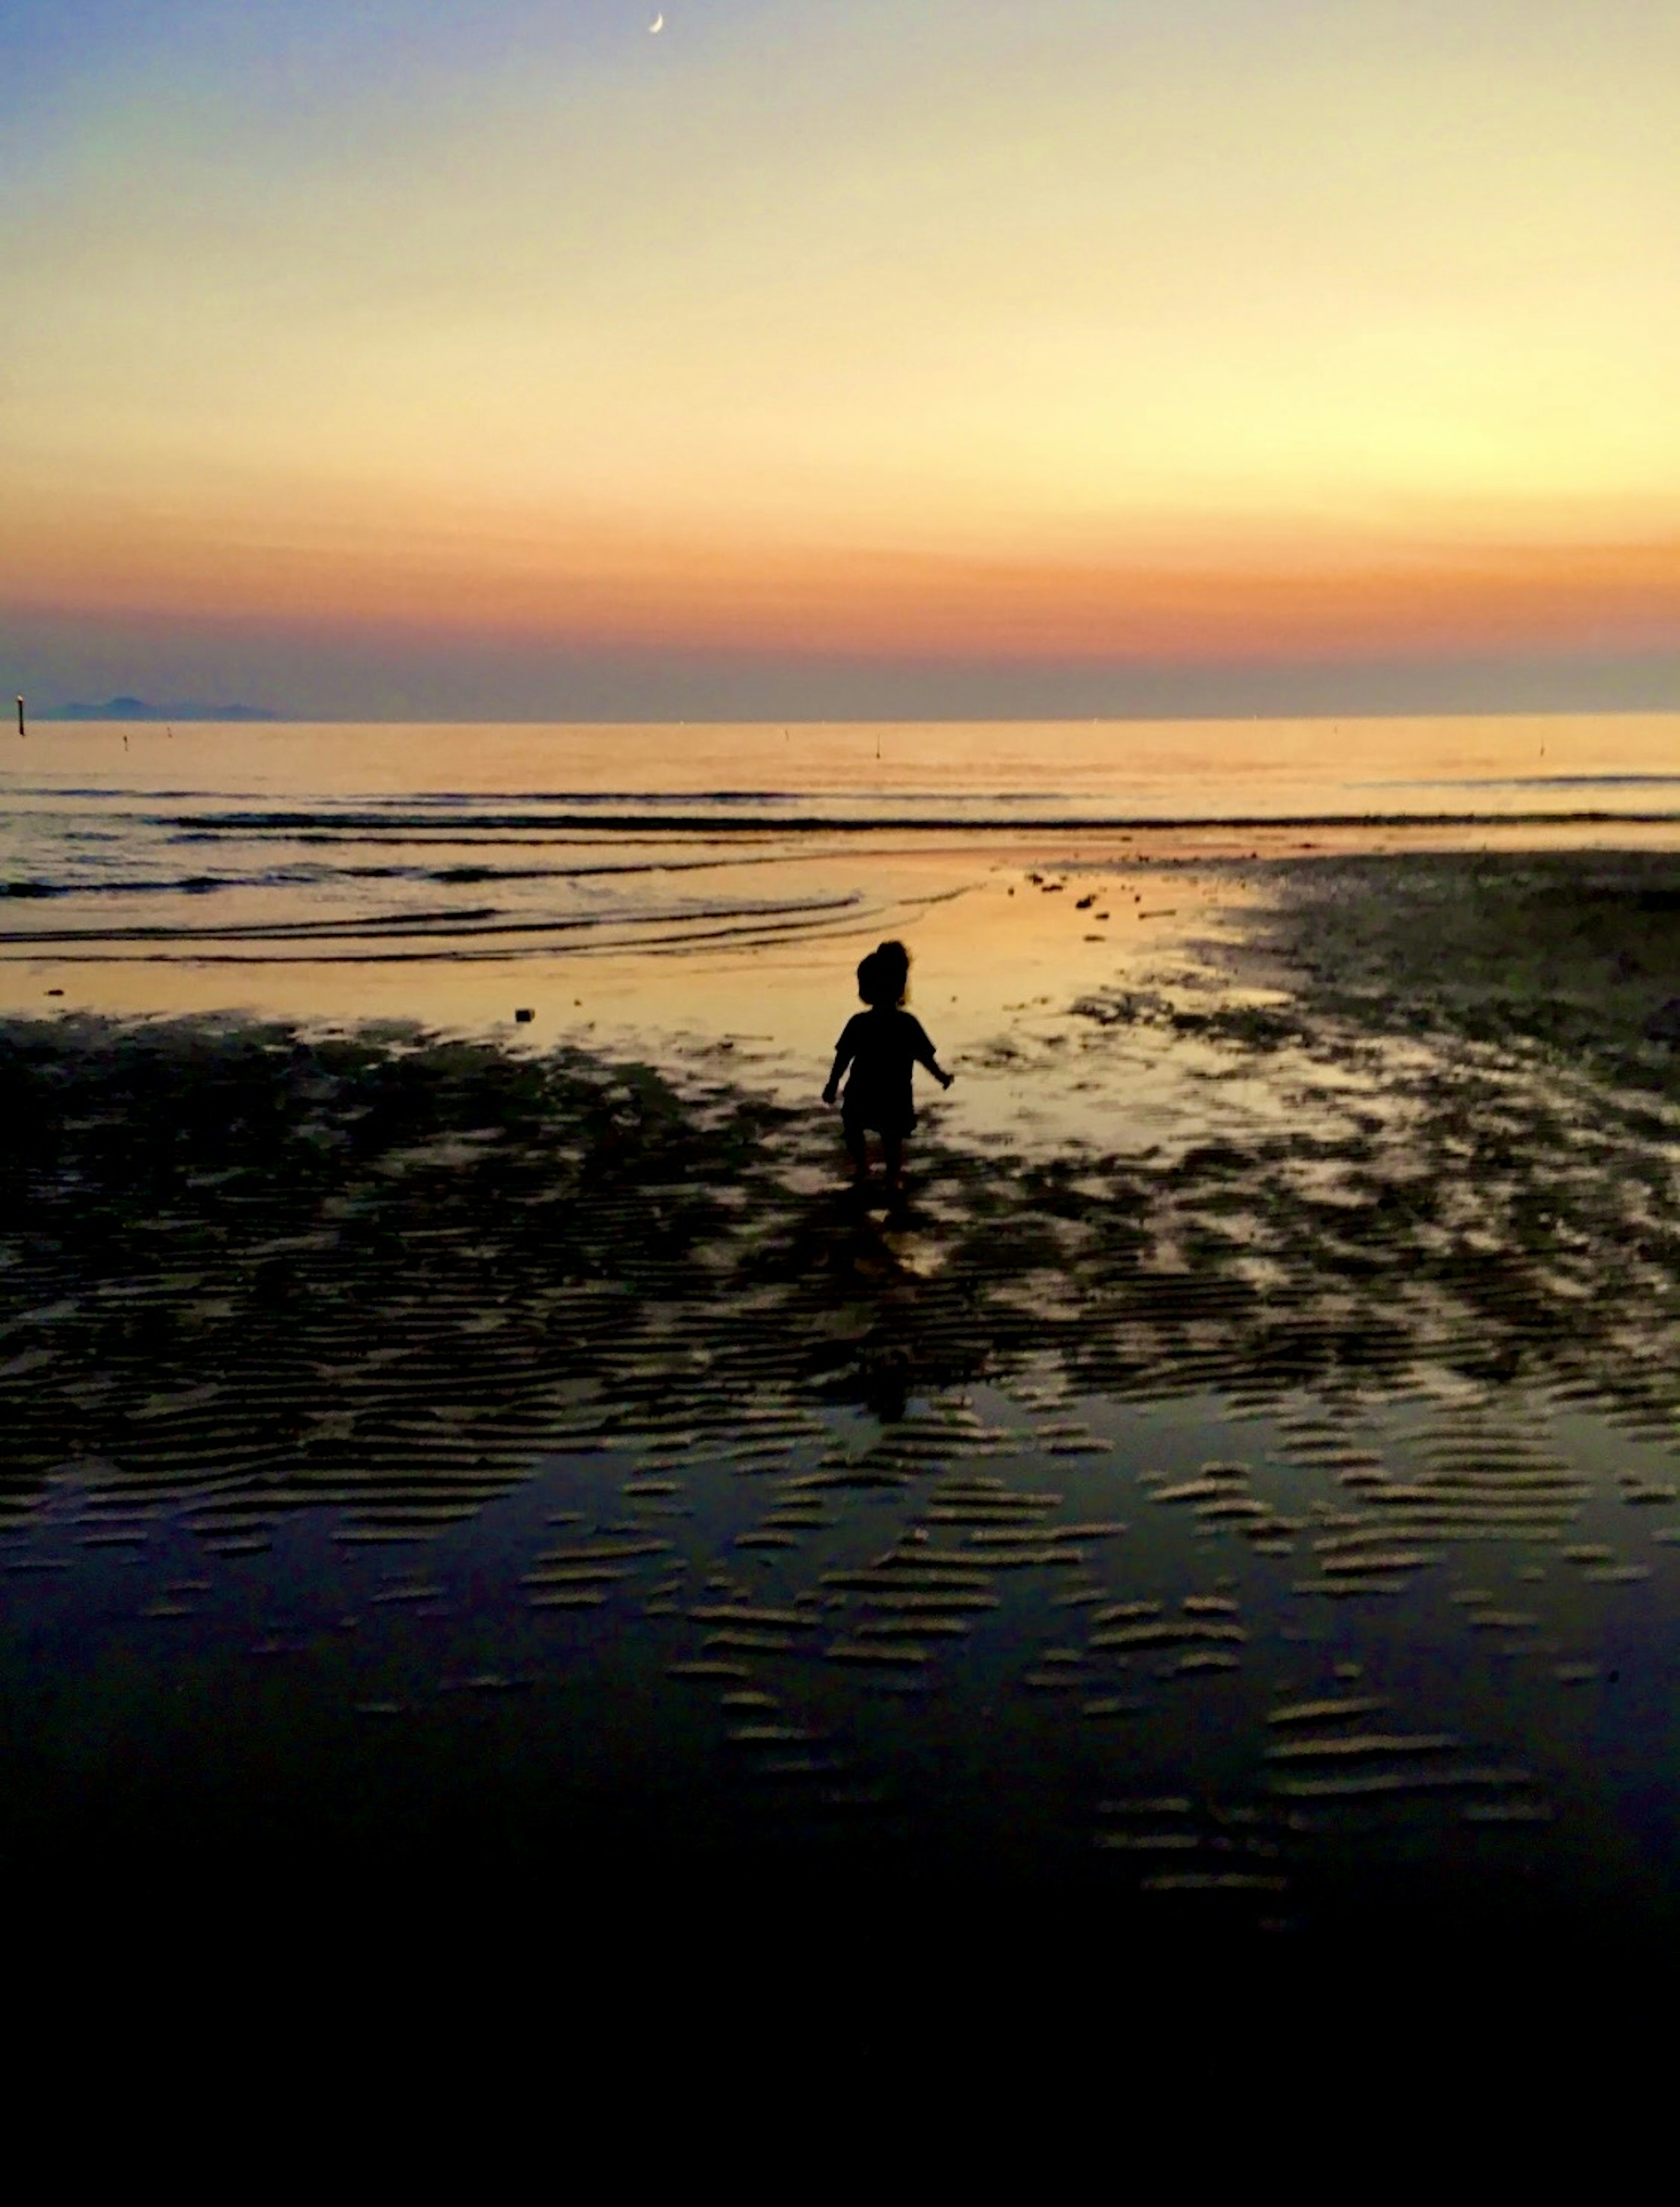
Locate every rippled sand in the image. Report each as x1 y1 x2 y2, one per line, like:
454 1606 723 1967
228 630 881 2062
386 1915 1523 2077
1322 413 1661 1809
3 843 1677 1979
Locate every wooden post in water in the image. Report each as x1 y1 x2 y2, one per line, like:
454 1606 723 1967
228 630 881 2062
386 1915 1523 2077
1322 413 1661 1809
15 696 23 738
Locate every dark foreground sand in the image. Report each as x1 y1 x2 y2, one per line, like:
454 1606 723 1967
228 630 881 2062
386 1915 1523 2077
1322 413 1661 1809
3 850 1677 1999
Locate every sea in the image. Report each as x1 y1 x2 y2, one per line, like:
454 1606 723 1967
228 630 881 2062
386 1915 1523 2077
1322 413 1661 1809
3 713 1678 984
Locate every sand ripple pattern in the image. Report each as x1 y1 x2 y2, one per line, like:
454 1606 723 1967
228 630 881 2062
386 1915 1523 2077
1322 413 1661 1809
1 941 1676 1941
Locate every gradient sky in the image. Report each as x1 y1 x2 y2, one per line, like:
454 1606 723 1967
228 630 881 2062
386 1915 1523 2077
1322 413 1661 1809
4 0 1677 716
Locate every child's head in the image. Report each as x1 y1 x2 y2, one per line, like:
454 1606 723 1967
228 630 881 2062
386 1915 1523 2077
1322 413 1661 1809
858 939 910 1007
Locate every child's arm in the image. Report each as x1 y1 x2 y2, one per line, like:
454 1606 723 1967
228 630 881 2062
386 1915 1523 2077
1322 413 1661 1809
911 1023 955 1091
822 1023 858 1105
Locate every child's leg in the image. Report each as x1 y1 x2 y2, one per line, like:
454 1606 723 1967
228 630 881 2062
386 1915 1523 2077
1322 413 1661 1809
843 1116 869 1180
882 1131 903 1189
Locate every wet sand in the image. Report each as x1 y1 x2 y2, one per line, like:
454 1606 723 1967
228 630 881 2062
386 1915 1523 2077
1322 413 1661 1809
3 836 1678 1990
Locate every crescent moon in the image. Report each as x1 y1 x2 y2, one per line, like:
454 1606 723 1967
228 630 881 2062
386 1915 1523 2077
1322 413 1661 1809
649 12 664 28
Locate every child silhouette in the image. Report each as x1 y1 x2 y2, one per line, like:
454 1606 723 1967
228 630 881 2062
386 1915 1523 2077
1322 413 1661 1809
822 940 953 1190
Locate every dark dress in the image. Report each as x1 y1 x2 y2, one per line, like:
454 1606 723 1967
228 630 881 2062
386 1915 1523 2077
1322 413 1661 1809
833 1008 939 1136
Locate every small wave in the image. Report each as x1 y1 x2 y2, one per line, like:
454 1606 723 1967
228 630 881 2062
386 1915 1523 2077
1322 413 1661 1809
160 803 1680 838
3 786 244 801
0 891 861 954
0 856 777 903
424 854 784 883
1 874 235 900
1358 773 1680 790
0 902 502 947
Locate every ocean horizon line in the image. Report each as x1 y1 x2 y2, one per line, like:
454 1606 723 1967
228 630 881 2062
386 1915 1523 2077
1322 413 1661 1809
24 704 1680 730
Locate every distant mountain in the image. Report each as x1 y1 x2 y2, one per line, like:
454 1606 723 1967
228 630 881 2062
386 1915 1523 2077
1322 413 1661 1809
41 696 280 722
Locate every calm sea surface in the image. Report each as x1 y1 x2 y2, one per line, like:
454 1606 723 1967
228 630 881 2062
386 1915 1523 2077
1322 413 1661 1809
4 714 1677 974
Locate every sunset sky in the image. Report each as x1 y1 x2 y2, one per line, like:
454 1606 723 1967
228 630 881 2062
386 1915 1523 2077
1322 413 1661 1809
4 0 1676 717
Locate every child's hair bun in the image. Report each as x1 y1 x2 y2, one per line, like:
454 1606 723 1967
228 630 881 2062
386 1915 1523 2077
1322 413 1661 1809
858 940 910 1007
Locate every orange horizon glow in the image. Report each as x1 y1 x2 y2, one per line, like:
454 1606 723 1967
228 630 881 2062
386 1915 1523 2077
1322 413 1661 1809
7 503 1677 663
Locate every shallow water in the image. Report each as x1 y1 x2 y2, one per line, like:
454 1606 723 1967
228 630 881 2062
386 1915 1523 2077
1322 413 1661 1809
3 930 1676 1955
4 715 1677 1007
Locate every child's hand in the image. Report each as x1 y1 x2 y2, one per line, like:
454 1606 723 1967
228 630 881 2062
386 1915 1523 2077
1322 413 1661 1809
938 1069 955 1090
822 1085 837 1106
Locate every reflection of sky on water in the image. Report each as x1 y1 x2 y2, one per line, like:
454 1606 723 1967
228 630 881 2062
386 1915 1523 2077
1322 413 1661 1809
2 851 1676 1941
5 719 1680 976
